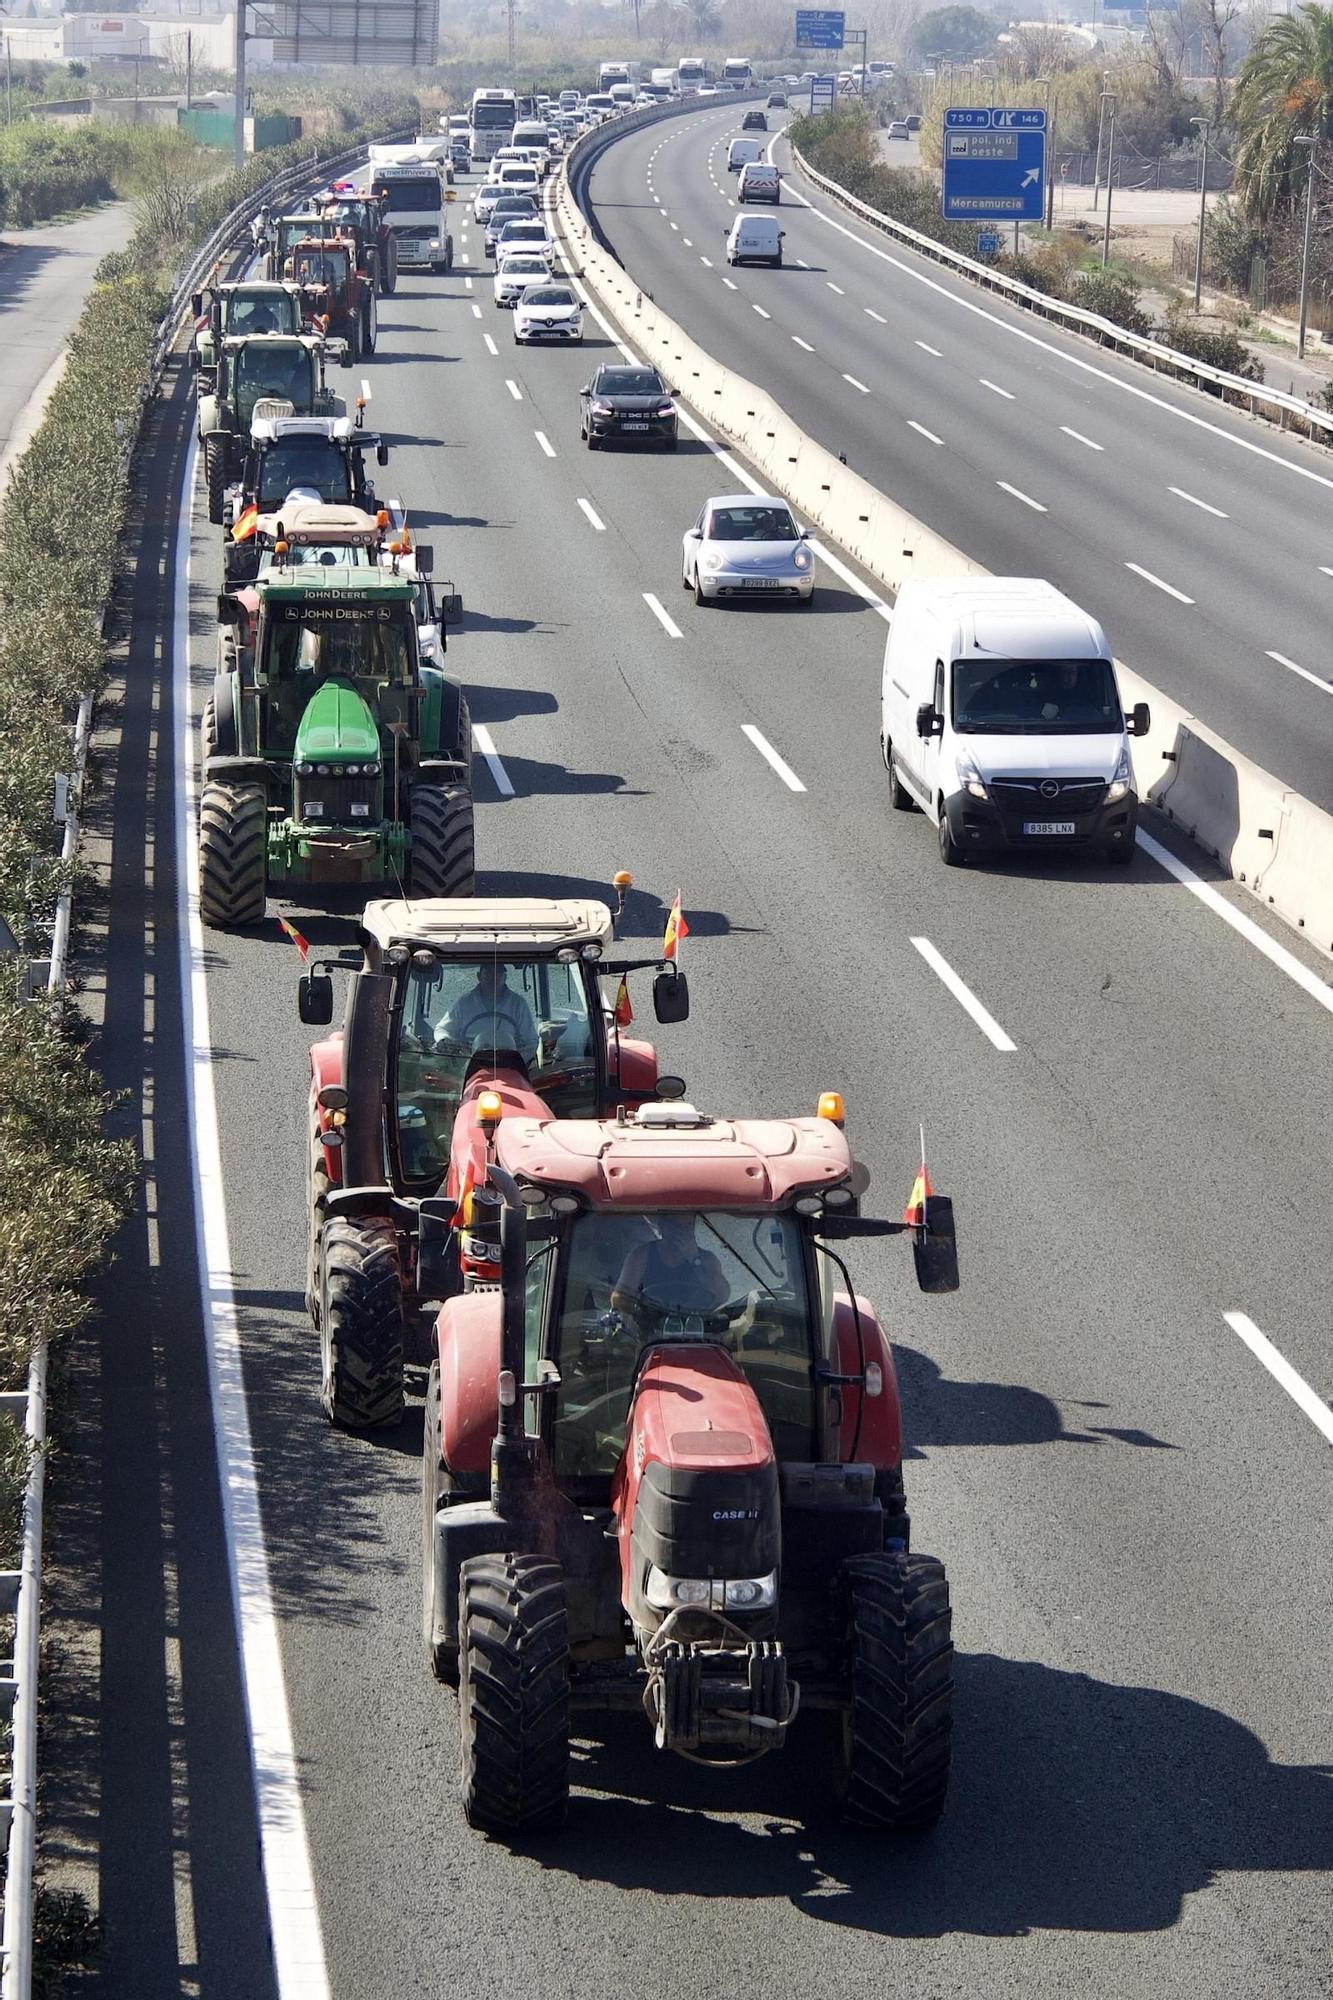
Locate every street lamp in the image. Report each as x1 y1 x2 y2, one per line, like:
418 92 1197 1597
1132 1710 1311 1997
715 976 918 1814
1101 93 1117 267
1092 67 1111 208
1190 115 1210 311
1294 134 1318 359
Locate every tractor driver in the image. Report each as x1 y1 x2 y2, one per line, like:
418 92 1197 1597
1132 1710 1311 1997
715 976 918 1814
435 962 538 1065
611 1214 727 1326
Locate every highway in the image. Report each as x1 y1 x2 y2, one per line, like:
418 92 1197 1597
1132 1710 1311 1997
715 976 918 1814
62 115 1333 1999
0 203 133 480
582 104 1333 809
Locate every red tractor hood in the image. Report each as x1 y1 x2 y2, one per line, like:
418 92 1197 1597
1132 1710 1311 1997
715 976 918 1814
631 1344 774 1476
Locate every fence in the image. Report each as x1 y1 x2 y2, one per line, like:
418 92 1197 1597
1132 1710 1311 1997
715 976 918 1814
1054 147 1233 192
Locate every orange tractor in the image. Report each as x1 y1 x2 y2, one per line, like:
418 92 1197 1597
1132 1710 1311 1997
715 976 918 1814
282 234 378 360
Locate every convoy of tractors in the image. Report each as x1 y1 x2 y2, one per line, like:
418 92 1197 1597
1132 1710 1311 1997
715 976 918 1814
190 159 960 1843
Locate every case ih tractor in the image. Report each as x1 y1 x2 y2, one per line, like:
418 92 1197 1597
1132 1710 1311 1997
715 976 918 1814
198 331 348 524
190 279 305 378
282 235 378 361
316 186 399 296
418 1094 958 1837
198 562 473 929
297 894 689 1429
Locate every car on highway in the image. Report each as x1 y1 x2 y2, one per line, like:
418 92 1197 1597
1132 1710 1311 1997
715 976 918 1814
493 216 556 263
725 213 784 265
728 136 764 173
886 119 911 140
494 249 555 305
738 161 781 203
767 91 788 107
906 112 923 130
473 181 505 222
513 281 584 343
696 84 717 97
741 109 768 131
496 162 541 196
483 195 538 253
579 363 678 449
682 494 814 607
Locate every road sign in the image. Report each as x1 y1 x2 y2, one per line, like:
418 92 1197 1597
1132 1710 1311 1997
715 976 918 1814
941 105 1046 222
795 8 845 50
976 227 1002 257
270 0 438 65
809 73 837 110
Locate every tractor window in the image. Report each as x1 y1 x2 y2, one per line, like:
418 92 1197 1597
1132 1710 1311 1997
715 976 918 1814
291 249 348 292
393 958 598 1187
228 292 298 337
254 440 352 508
262 604 412 685
549 1211 818 1482
235 344 315 424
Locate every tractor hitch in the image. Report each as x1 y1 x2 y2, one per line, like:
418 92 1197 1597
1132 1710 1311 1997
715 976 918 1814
644 1636 796 1761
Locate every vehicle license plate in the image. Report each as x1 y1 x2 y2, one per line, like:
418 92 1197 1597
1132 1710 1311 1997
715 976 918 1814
622 420 650 430
1023 820 1075 835
741 577 771 589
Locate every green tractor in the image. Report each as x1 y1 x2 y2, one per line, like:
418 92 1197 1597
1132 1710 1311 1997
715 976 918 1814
189 279 306 380
198 330 348 526
199 563 474 929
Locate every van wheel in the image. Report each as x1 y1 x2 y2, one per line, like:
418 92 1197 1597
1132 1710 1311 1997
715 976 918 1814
885 742 915 812
938 808 966 867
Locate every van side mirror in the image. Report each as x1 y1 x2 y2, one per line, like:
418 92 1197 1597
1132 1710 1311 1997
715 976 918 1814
298 973 334 1026
652 971 689 1024
1128 701 1151 737
915 701 942 740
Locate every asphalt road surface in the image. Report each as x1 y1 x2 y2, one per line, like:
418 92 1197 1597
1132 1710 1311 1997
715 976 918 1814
61 121 1333 2000
0 203 133 479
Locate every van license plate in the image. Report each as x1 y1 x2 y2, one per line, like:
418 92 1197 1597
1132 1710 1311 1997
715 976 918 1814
1024 820 1075 836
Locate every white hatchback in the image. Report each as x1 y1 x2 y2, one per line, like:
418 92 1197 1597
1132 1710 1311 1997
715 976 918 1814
513 282 584 344
472 182 505 223
494 249 554 306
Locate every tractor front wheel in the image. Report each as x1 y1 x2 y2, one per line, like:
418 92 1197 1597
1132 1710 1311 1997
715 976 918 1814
409 783 474 898
835 1551 953 1830
305 1111 331 1325
198 781 267 928
318 1215 405 1429
204 438 227 525
381 241 398 295
421 1360 458 1684
459 1554 570 1836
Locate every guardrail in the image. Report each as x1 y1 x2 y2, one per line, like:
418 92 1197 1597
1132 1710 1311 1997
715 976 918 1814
790 142 1333 448
0 124 405 1999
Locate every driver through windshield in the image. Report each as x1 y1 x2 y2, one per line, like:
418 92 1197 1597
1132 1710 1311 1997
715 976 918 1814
952 656 1122 734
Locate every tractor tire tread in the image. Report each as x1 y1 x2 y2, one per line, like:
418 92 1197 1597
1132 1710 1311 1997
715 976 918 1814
460 1554 570 1835
839 1551 953 1830
320 1215 405 1429
198 781 267 928
410 782 475 898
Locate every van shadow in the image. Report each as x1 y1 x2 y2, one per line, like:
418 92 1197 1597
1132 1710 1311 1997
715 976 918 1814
541 1655 1333 1939
893 1346 1177 1453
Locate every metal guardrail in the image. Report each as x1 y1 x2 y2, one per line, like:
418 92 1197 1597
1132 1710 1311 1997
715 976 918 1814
0 123 405 1999
790 142 1333 447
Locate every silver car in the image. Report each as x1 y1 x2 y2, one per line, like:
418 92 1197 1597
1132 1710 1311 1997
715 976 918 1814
681 494 815 606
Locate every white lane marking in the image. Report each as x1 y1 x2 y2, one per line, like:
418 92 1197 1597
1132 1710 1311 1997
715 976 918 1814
471 303 482 318
483 333 498 355
464 276 473 291
827 281 845 295
701 255 714 267
1266 649 1333 693
1137 828 1333 1015
1320 565 1333 577
979 377 1015 400
753 303 771 319
505 379 523 401
1224 1312 1333 1449
643 591 683 638
1061 425 1103 450
843 374 870 394
473 723 516 795
174 437 332 1999
908 420 943 445
864 307 887 323
997 479 1047 512
795 257 810 268
1170 485 1229 519
916 339 942 356
1125 561 1193 604
793 335 815 351
683 237 693 248
723 276 738 290
535 430 556 457
577 497 606 531
742 723 807 792
670 221 679 231
910 937 1017 1052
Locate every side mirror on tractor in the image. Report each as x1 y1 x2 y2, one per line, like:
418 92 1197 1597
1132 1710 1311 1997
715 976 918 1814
377 443 390 467
298 973 334 1026
414 542 435 574
911 1193 959 1294
652 971 689 1024
217 594 242 626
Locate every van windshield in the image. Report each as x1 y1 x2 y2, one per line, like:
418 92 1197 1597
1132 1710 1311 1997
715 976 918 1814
952 657 1122 734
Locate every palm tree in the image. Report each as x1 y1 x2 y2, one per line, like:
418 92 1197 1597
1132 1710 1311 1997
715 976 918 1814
1232 2 1333 223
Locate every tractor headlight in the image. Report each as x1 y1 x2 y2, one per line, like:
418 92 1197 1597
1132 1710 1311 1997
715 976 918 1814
723 1573 777 1609
1106 744 1133 803
294 760 313 776
316 763 333 776
644 1567 777 1611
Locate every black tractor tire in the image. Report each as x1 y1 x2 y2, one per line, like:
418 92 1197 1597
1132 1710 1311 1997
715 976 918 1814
200 696 218 773
835 1551 953 1831
204 437 227 525
381 242 398 295
421 1360 458 1684
409 783 475 898
305 1113 331 1325
362 303 376 356
198 781 267 928
451 690 473 788
938 808 966 868
318 1215 405 1429
346 317 362 365
459 1554 570 1836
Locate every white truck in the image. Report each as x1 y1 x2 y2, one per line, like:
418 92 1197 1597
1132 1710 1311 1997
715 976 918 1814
365 149 452 274
677 55 707 95
469 87 518 164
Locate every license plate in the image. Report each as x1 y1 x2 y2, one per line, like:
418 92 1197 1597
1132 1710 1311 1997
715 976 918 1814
621 421 650 430
741 578 772 589
1023 820 1076 836
304 802 325 818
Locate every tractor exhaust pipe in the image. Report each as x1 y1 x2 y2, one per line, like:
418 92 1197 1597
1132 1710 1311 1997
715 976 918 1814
486 1164 533 1519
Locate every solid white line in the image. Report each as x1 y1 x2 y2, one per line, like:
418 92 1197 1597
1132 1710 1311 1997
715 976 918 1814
843 374 869 393
174 438 331 1998
864 307 887 323
577 497 606 531
482 333 498 355
472 722 516 795
1136 828 1333 1015
792 335 814 350
1266 649 1333 693
1224 1312 1333 1449
534 430 556 457
979 377 1015 400
471 303 482 318
908 420 942 445
1320 565 1333 577
741 723 807 792
1170 485 1228 519
701 255 713 267
723 276 738 290
1125 561 1193 604
910 937 1017 1052
997 479 1047 512
1060 425 1103 450
505 378 523 400
643 592 683 637
753 303 771 318
827 281 845 295
916 340 942 356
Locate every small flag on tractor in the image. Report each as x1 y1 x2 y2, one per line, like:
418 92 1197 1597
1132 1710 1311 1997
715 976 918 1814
662 891 690 963
231 503 260 543
453 1150 476 1229
276 915 310 961
903 1160 934 1227
613 974 633 1028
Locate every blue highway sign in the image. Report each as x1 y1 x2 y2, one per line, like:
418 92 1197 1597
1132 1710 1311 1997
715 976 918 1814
795 8 845 49
942 105 1046 221
809 73 837 109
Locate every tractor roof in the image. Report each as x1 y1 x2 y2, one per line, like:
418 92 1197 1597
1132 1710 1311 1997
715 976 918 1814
495 1105 853 1209
260 569 414 602
360 896 615 956
256 502 382 544
251 415 358 444
223 279 299 298
222 330 320 351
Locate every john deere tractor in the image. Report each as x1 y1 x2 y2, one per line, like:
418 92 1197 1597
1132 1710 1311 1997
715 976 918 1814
189 279 306 380
198 331 348 525
282 236 377 360
198 562 473 928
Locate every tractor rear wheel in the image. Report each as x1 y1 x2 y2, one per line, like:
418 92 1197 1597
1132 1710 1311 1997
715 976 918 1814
318 1215 405 1429
421 1360 458 1684
381 240 398 295
835 1551 953 1830
363 297 377 354
198 781 267 928
459 1554 570 1836
409 783 474 898
200 696 218 772
204 438 227 525
305 1111 330 1324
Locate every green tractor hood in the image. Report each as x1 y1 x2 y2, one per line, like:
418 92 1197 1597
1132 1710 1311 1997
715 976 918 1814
294 677 382 763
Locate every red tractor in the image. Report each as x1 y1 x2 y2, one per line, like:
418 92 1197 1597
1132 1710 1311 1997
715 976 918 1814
420 1090 959 1836
298 892 689 1429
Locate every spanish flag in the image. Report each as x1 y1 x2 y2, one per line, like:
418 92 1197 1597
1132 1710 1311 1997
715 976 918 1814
276 914 310 961
452 1149 476 1229
613 974 633 1028
903 1161 934 1228
662 891 689 963
231 502 260 542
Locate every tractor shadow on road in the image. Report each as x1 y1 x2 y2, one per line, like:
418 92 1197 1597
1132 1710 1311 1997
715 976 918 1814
548 1663 1333 1936
466 684 559 724
476 868 747 944
894 1345 1177 1453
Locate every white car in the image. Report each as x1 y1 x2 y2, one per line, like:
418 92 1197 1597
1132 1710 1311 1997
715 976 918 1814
473 181 505 223
493 217 556 262
494 249 554 305
513 281 584 344
681 493 814 607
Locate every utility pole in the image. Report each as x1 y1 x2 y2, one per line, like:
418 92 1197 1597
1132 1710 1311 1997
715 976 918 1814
234 0 247 170
4 40 11 128
506 0 516 73
1294 134 1317 358
1042 75 1055 229
185 30 193 110
1091 68 1110 209
1101 96 1117 266
1190 114 1209 311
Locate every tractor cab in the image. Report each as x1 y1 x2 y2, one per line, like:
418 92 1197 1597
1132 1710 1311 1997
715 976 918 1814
233 500 457 655
190 280 304 382
240 567 421 770
199 335 348 524
267 211 326 281
227 416 386 539
315 192 398 295
285 237 355 318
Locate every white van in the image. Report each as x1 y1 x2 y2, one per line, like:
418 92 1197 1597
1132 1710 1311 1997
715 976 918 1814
727 136 764 173
738 161 781 203
725 213 784 265
879 578 1149 865
512 121 553 170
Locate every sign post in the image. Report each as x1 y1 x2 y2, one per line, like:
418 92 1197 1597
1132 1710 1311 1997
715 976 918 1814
808 74 837 113
941 105 1047 225
795 8 845 50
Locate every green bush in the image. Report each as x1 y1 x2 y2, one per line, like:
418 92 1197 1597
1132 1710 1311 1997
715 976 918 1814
1067 268 1153 337
1160 310 1265 381
1205 196 1262 295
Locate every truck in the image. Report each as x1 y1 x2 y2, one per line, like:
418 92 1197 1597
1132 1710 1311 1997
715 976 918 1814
599 59 638 90
364 155 453 275
469 87 517 164
649 66 678 95
677 55 707 94
723 55 753 87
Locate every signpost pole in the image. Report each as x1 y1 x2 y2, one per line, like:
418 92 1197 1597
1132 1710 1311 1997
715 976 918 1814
1101 102 1117 267
234 0 247 171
